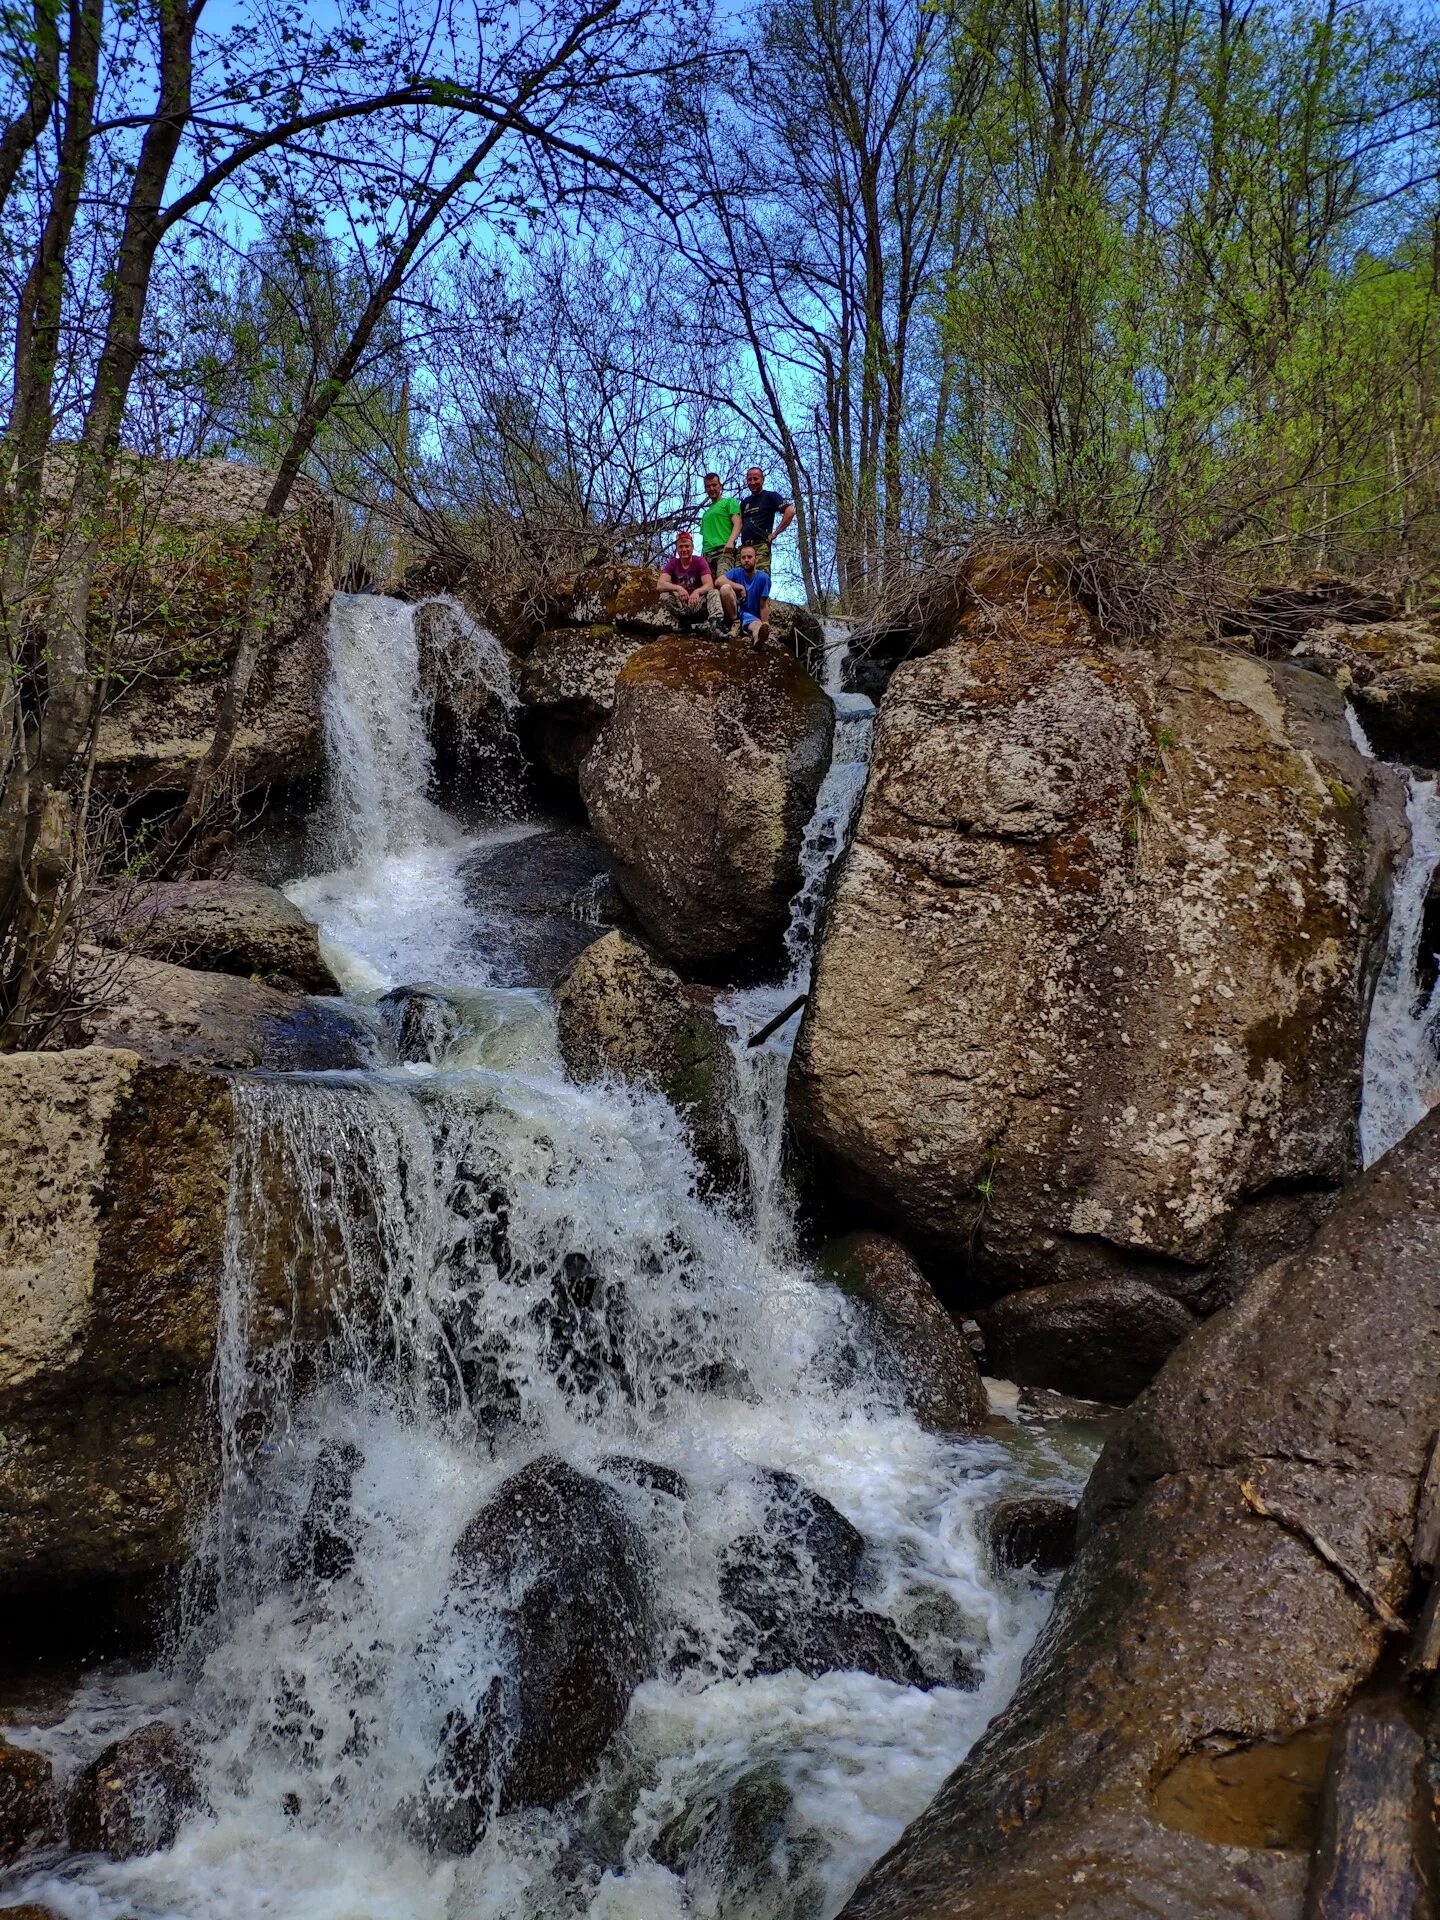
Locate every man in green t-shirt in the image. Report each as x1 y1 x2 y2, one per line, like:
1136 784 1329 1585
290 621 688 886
698 472 741 584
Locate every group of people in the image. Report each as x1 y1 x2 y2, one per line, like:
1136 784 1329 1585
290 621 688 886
656 466 795 647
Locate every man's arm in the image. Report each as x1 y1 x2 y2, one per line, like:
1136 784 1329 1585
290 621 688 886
657 562 680 596
775 499 796 537
727 509 740 548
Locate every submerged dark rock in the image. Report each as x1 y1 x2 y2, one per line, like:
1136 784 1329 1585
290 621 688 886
67 1721 199 1861
462 824 627 986
983 1497 1078 1577
818 1231 987 1431
286 1441 364 1585
423 1456 654 1850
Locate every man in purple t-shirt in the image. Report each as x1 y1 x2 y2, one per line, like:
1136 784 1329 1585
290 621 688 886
656 531 725 631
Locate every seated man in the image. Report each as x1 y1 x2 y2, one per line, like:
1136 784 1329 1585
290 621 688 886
724 543 771 647
657 531 724 631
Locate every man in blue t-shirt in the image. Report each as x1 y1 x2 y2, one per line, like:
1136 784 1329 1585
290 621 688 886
738 465 794 572
721 543 772 647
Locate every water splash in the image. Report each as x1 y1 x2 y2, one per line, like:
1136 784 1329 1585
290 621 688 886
1361 773 1440 1164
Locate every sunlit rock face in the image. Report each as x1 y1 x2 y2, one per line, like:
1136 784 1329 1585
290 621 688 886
791 561 1403 1380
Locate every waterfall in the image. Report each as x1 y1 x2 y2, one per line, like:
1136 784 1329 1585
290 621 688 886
718 660 877 1257
1361 773 1440 1165
1346 704 1440 1164
6 595 1086 1920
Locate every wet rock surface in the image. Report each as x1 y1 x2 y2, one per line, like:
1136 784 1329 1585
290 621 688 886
0 1736 55 1864
983 1497 1078 1576
461 824 628 985
817 1231 987 1431
67 1721 199 1860
977 1274 1197 1405
791 565 1402 1371
426 1456 655 1846
91 878 339 993
554 930 739 1186
841 1105 1440 1920
721 1469 934 1689
581 636 835 969
80 948 372 1072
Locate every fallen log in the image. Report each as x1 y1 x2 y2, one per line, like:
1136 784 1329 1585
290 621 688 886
1304 1698 1436 1920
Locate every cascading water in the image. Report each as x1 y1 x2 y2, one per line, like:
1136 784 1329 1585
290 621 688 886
1347 706 1440 1164
6 600 1089 1920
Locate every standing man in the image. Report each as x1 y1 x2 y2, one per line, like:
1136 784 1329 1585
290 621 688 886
656 531 724 631
724 543 772 648
738 466 795 573
699 473 741 583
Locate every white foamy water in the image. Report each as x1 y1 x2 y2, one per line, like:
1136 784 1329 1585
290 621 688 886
1362 772 1440 1164
5 598 1087 1920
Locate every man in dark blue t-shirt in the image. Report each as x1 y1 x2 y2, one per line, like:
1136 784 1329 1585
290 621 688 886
738 465 794 571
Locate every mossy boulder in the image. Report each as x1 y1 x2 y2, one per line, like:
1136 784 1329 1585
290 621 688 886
580 636 835 969
35 454 338 804
554 930 740 1186
791 588 1404 1349
817 1231 987 1431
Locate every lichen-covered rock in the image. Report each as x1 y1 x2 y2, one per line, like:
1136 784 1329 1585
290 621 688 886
0 1048 231 1590
977 1275 1197 1406
81 949 371 1071
422 1457 654 1848
790 596 1401 1339
92 879 339 993
62 456 337 802
542 564 683 634
839 1105 1440 1920
520 624 648 780
67 1721 199 1860
581 637 835 968
0 1735 55 1864
554 931 738 1185
817 1232 987 1432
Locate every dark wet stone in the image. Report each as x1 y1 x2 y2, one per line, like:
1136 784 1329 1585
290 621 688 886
376 986 465 1065
67 1722 199 1861
977 1275 1197 1406
0 1735 55 1865
654 1763 822 1913
287 1442 363 1584
597 1455 690 1501
818 1231 987 1432
461 824 628 986
984 1497 1078 1576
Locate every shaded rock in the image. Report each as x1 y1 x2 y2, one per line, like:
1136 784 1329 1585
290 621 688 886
817 1231 987 1432
0 1735 55 1864
554 931 739 1185
286 1441 363 1585
791 575 1402 1326
581 636 835 969
721 1469 933 1689
462 824 628 986
597 1454 689 1501
839 1104 1440 1920
67 1721 198 1860
654 1764 821 1915
520 625 646 781
427 1456 653 1847
541 564 684 634
412 595 519 773
983 1497 1078 1576
92 879 338 993
58 456 337 803
81 949 372 1072
1290 618 1440 768
1221 573 1398 648
977 1275 1197 1405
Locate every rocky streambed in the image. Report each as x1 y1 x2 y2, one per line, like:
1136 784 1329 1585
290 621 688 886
2 496 1439 1919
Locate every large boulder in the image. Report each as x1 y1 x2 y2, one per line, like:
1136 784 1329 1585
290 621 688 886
0 1048 231 1590
520 624 648 781
423 1457 653 1848
790 583 1401 1365
839 1105 1440 1920
817 1231 987 1432
58 455 337 803
580 636 835 969
461 823 629 986
91 879 339 993
554 930 738 1185
79 949 371 1071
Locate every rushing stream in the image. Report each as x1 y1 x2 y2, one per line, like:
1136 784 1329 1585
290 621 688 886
7 596 1090 1920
